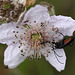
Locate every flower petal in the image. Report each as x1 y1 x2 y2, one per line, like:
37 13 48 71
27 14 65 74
50 15 75 36
0 22 25 45
4 43 27 69
22 5 50 26
44 49 66 72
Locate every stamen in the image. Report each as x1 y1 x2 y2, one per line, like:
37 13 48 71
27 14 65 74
13 31 15 33
13 41 15 43
21 49 23 53
21 54 24 56
15 34 18 38
19 46 21 48
34 21 36 23
16 31 18 33
16 26 19 28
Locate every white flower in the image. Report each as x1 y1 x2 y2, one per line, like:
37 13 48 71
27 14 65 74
0 5 75 72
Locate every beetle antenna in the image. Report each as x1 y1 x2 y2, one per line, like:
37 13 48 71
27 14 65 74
53 50 63 57
54 52 64 64
52 48 64 64
52 50 64 64
57 32 65 38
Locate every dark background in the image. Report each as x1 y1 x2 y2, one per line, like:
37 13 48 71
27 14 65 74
0 0 75 75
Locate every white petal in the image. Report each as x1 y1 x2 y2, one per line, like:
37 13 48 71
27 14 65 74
45 49 66 72
22 5 50 26
0 22 25 45
50 15 75 36
4 44 26 69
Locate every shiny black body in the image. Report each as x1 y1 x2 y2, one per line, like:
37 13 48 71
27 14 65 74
55 37 74 49
40 36 74 64
40 37 74 49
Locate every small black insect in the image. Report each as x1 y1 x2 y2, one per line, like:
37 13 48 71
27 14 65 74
40 32 74 64
52 37 74 49
40 32 74 49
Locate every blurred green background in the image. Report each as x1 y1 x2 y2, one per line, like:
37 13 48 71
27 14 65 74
0 0 75 75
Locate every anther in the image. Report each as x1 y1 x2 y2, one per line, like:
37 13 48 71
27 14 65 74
16 26 19 28
13 31 15 33
15 35 18 38
21 38 23 40
21 49 23 53
21 54 24 56
16 31 18 33
13 41 15 43
34 21 36 23
19 46 21 48
20 43 22 45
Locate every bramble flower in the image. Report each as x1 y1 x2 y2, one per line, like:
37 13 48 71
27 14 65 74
0 5 75 72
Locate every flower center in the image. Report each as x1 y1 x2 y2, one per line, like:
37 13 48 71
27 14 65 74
31 33 41 42
13 21 61 59
30 33 43 50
